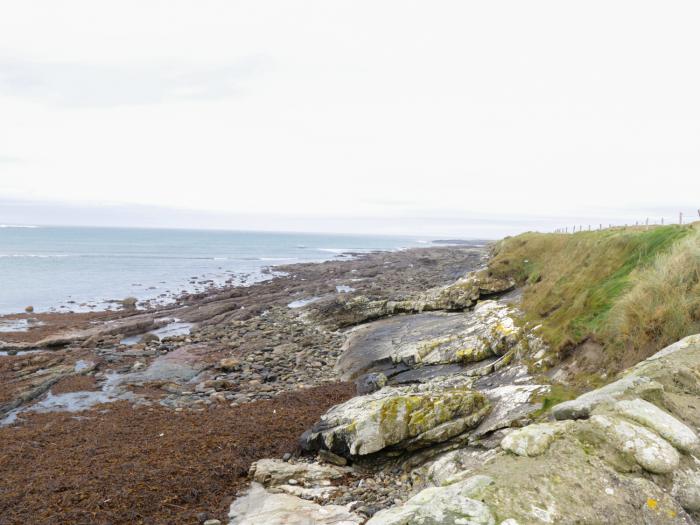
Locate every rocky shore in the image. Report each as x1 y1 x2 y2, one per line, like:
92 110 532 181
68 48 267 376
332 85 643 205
3 241 700 524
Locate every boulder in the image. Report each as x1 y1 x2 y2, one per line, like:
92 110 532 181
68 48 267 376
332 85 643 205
501 421 572 457
610 398 699 453
589 415 680 474
249 459 349 487
301 378 490 457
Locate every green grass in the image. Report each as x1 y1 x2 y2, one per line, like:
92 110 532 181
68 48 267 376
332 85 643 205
488 224 699 370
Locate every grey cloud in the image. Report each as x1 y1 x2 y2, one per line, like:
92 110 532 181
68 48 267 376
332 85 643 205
0 57 269 107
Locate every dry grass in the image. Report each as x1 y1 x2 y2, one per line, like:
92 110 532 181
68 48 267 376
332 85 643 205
605 227 700 367
487 223 699 371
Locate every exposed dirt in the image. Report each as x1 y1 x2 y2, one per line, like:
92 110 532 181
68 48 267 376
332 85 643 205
0 382 356 525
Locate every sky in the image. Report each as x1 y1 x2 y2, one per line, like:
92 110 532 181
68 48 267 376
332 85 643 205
0 1 698 237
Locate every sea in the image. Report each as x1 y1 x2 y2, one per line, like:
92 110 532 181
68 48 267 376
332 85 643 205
0 225 449 315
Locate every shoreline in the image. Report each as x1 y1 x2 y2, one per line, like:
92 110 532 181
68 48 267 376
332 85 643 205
0 244 489 523
0 226 464 317
0 244 488 346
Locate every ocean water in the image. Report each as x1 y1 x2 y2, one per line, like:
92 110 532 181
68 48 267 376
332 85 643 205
0 226 431 315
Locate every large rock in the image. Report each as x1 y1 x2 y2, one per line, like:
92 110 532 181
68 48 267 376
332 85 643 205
589 414 680 474
301 378 490 457
501 421 572 457
228 483 362 525
410 301 521 366
336 301 525 381
610 398 699 453
366 475 496 525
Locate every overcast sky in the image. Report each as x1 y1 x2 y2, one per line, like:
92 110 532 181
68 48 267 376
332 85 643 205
0 1 698 236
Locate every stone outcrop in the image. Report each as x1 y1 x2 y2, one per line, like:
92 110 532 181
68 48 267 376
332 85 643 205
264 334 700 524
301 377 490 457
314 270 515 329
403 334 700 523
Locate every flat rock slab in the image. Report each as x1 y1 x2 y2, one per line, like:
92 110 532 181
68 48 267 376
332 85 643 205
337 312 473 380
229 483 362 525
121 344 213 384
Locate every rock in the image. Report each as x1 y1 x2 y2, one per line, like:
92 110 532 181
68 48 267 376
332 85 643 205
356 372 387 395
366 475 495 525
610 398 699 453
203 520 221 525
122 297 138 310
590 415 679 474
450 432 691 524
139 332 160 344
249 459 349 487
228 483 362 525
217 358 241 372
412 447 499 487
552 374 660 421
409 301 522 366
337 301 531 381
470 380 548 440
301 378 490 457
501 421 572 457
24 305 33 313
554 334 700 421
318 449 348 466
673 469 700 512
314 270 514 329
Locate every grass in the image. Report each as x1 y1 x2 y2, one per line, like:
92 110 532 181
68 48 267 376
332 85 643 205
487 223 699 372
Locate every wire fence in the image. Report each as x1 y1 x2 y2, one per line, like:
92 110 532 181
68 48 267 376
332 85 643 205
553 210 700 233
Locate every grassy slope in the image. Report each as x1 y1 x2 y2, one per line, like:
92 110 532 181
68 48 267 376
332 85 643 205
488 223 700 373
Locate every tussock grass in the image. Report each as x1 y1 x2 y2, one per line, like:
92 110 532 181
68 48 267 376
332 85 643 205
488 224 698 370
606 227 700 366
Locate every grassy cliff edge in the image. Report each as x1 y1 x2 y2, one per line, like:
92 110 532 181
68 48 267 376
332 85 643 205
487 223 700 378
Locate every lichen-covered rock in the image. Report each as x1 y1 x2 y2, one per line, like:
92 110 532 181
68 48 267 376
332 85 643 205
228 483 362 525
337 301 530 383
673 469 700 512
300 379 490 457
370 336 700 524
366 475 496 525
412 447 499 487
468 436 692 524
590 415 680 474
471 372 549 440
611 399 699 453
552 374 661 420
249 459 349 487
415 301 520 365
313 270 514 329
501 421 572 457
